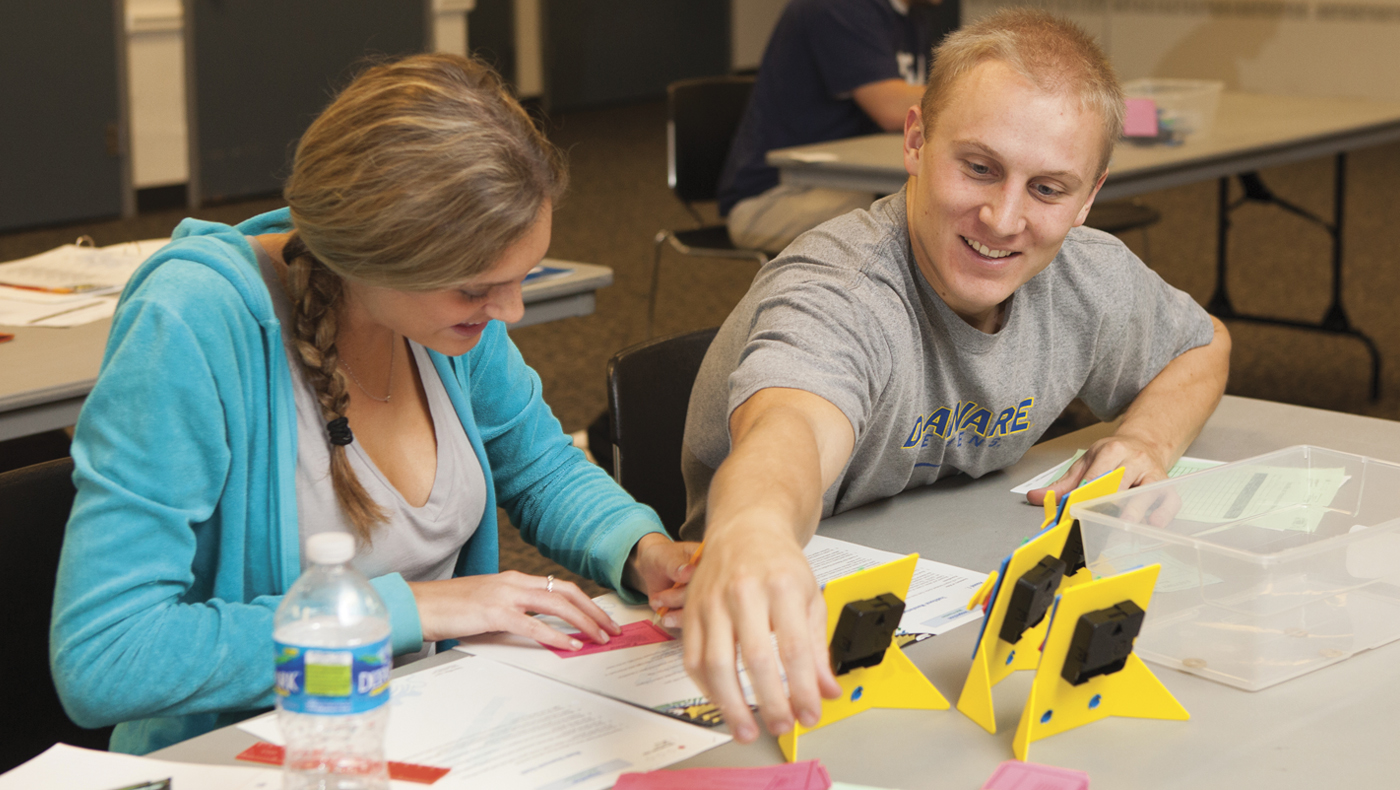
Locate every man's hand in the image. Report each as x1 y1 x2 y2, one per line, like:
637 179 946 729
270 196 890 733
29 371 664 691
1027 435 1183 526
1028 316 1230 522
682 520 840 742
1027 433 1168 507
680 388 854 742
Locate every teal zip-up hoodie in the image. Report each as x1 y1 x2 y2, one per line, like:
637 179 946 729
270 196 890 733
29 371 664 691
49 209 665 754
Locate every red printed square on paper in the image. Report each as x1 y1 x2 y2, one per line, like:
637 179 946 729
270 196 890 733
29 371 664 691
545 619 674 658
236 741 451 785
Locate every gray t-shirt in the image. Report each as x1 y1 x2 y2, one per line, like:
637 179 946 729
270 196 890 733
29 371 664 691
680 189 1214 539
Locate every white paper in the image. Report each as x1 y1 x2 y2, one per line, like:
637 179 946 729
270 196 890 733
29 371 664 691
238 655 729 790
0 743 279 789
1011 452 1225 495
803 535 986 636
458 594 727 721
0 238 166 327
459 535 984 726
1176 465 1349 532
0 245 140 295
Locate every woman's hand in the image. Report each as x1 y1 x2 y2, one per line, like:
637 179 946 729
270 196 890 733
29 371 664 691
407 571 621 651
624 532 700 622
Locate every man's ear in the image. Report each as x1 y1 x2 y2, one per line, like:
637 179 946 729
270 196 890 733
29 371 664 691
903 105 926 177
1073 170 1111 227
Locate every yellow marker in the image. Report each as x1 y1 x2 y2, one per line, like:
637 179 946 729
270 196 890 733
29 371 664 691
1012 564 1189 761
777 553 949 763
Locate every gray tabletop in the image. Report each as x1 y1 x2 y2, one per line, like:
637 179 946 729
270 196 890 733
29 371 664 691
768 91 1400 202
0 259 611 442
153 395 1400 788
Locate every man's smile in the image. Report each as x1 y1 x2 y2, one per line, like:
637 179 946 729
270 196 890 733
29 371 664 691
962 236 1017 259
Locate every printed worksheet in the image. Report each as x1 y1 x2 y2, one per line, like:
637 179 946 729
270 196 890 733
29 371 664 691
459 536 984 725
237 655 729 790
803 535 987 636
459 592 728 725
1175 465 1349 531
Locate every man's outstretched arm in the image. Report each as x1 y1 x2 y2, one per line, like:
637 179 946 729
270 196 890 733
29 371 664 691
1030 316 1231 503
681 387 855 743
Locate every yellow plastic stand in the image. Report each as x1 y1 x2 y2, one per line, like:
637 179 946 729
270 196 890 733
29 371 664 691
957 468 1125 734
777 553 949 762
1012 564 1189 761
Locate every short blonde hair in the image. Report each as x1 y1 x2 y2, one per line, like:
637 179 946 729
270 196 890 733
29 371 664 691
921 8 1124 177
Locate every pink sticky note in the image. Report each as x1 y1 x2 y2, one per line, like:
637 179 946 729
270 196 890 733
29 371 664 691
545 619 674 658
611 760 831 790
1124 97 1159 137
982 760 1089 790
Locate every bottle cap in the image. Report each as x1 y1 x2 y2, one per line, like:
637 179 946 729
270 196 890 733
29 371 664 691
306 532 356 565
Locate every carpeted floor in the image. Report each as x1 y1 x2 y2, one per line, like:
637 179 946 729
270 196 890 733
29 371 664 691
6 98 1400 596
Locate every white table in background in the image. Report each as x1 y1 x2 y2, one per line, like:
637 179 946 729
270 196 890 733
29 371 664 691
770 92 1400 401
0 260 611 442
767 91 1400 201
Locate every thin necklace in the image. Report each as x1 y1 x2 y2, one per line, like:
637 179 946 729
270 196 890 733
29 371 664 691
340 335 396 403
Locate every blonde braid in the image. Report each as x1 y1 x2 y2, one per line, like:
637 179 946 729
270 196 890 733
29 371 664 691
274 52 565 539
283 234 387 540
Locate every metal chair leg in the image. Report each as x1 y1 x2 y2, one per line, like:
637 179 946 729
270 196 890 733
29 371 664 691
648 231 668 339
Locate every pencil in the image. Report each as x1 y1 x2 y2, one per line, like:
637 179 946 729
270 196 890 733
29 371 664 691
0 282 78 294
655 541 704 619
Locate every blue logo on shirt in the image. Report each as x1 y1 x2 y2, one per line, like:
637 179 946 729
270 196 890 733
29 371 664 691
901 397 1035 449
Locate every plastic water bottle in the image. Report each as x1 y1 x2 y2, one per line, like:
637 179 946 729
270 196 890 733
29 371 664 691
274 532 392 790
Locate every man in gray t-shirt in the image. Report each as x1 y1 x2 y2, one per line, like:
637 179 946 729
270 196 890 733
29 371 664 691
682 189 1214 534
672 9 1231 748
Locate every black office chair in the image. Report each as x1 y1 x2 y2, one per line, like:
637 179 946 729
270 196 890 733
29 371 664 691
650 77 769 338
607 327 719 537
1085 199 1161 262
0 457 113 771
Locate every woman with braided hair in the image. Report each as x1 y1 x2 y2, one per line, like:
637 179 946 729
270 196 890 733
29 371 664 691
50 53 695 755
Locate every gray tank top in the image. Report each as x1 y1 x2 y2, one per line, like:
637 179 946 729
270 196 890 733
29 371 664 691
252 240 485 600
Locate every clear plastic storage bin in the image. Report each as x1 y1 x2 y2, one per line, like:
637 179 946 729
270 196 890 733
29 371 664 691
1123 78 1224 142
1070 446 1400 691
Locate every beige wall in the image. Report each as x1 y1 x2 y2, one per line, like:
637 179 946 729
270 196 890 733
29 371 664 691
967 0 1400 100
732 0 788 71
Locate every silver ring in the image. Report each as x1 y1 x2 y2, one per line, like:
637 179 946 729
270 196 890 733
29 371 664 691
546 574 555 593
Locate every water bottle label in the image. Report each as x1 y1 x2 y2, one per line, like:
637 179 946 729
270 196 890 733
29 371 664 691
274 636 391 715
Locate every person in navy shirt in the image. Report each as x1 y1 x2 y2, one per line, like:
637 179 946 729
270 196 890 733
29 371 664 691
720 0 958 253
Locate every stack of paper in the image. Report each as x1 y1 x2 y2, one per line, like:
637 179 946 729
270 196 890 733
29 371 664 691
613 759 831 789
0 238 168 327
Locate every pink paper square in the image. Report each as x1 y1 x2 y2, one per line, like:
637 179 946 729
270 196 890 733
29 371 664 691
1124 97 1158 137
982 759 1090 790
544 619 674 658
